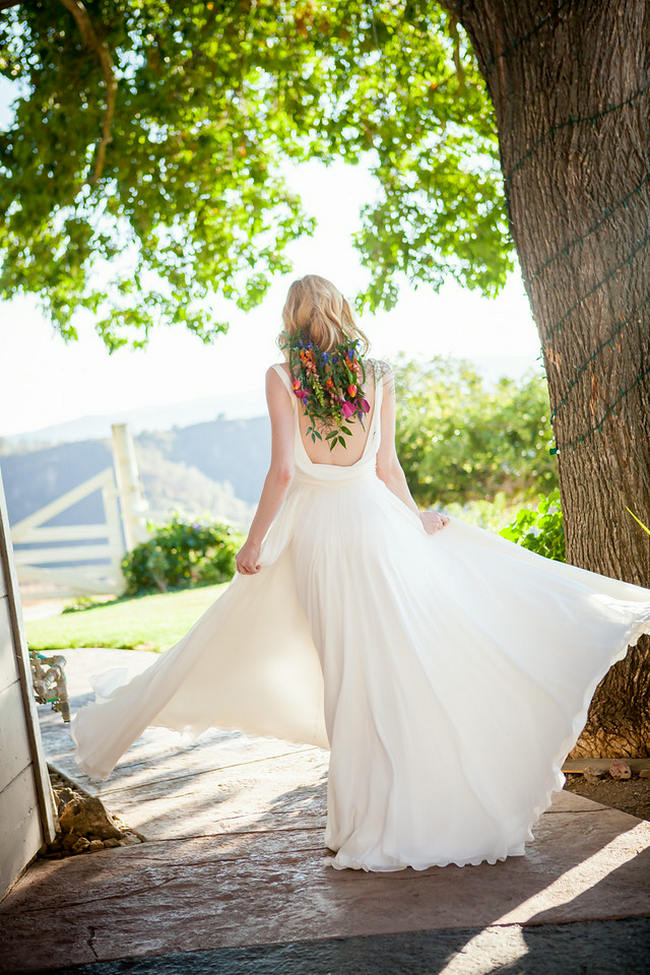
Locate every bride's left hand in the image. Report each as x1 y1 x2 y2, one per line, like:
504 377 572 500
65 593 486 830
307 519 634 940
236 538 262 574
420 510 450 534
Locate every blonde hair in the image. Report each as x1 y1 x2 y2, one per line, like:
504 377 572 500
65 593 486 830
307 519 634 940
277 274 370 358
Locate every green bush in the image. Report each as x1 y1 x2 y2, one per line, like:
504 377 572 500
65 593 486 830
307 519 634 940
121 514 244 596
498 487 565 562
393 354 557 508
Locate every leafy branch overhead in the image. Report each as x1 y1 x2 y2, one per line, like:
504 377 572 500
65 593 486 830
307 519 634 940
56 0 117 185
0 0 510 351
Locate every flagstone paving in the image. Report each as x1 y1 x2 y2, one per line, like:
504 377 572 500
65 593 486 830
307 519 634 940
1 647 648 974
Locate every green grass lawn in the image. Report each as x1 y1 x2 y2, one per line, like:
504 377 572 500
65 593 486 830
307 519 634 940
24 583 229 653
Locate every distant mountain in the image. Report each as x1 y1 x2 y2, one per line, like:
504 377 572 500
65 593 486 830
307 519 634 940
139 416 270 509
0 414 271 563
0 387 266 449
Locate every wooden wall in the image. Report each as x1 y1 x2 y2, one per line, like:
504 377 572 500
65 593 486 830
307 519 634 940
0 468 56 900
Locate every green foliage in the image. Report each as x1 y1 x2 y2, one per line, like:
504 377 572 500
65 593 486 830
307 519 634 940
62 594 110 614
121 514 243 596
498 488 565 562
441 491 526 533
394 355 557 507
0 2 509 349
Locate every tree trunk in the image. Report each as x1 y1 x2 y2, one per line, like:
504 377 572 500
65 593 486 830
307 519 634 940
441 0 650 756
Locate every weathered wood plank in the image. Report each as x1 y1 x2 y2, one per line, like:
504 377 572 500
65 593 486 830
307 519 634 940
0 595 18 693
0 680 32 792
15 524 111 543
563 758 650 772
0 764 43 901
0 469 57 879
14 543 113 564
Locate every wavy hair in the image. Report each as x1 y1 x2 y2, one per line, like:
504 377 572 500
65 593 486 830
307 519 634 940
277 274 370 359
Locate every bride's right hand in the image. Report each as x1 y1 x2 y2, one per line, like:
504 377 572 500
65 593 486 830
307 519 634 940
420 510 449 534
236 538 262 574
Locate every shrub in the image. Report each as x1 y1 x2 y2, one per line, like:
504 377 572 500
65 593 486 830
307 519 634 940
121 514 243 596
393 354 557 508
498 487 565 562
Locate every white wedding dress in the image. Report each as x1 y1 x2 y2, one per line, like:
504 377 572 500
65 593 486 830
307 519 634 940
71 359 650 872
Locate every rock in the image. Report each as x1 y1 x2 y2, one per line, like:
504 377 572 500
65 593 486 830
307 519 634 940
58 796 123 840
45 768 143 861
120 833 143 846
54 787 76 813
582 765 605 785
638 769 650 780
583 771 602 786
609 759 632 780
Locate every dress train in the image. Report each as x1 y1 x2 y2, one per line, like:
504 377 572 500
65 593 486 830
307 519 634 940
70 360 650 871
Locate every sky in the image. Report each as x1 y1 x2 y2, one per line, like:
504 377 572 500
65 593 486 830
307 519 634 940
0 80 543 439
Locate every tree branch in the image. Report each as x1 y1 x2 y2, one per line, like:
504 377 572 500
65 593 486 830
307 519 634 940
448 16 466 90
436 0 469 18
57 0 116 184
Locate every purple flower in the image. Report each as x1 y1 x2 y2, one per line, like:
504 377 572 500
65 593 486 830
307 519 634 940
341 400 355 419
359 397 370 413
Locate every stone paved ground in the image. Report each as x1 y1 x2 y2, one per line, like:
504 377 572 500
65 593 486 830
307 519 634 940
24 918 650 975
1 648 649 974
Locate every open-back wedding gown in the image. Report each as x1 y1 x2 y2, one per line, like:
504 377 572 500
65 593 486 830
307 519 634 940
71 359 650 871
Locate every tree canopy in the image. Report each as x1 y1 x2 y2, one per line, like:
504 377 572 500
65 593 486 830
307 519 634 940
393 355 556 507
0 0 511 350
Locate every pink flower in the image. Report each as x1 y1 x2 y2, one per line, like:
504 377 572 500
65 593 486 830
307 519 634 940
359 397 370 413
341 400 355 419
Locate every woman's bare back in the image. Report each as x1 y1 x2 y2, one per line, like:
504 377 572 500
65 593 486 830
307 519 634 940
276 359 379 467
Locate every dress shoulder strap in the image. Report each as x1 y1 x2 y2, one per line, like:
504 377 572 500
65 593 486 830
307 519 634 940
375 361 384 404
371 359 384 442
270 363 296 404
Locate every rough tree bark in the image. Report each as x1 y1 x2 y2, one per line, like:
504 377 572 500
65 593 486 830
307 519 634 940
440 0 650 756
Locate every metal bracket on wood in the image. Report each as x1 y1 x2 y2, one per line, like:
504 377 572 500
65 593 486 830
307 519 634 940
29 652 70 723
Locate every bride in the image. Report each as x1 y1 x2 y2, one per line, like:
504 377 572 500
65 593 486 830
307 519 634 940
71 273 650 872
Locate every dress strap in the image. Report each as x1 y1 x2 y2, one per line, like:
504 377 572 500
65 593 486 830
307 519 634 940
372 360 383 441
271 363 296 406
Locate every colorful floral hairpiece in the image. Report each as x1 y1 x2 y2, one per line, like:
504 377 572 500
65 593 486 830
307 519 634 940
279 330 371 449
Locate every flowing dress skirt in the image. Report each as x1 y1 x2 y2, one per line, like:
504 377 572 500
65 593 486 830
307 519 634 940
71 466 650 871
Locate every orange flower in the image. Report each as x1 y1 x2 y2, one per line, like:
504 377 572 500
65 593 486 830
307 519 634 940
347 383 357 397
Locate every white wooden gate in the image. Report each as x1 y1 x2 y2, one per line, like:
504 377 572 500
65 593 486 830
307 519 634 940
10 423 149 600
0 468 57 899
11 468 125 598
